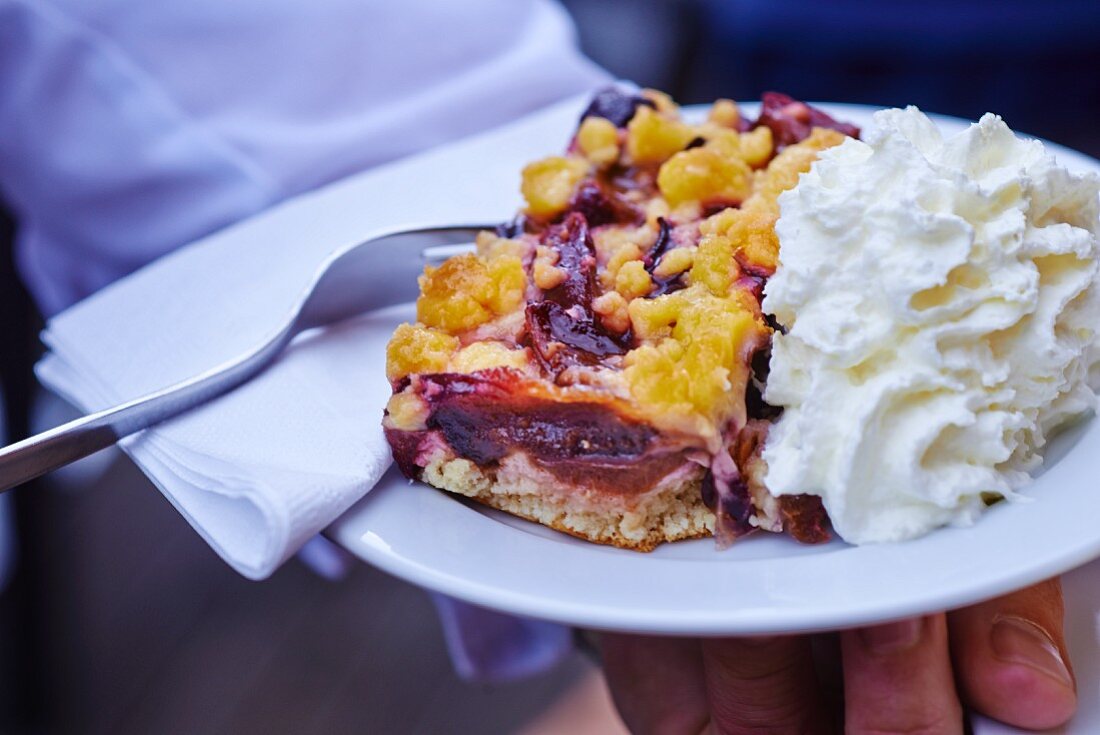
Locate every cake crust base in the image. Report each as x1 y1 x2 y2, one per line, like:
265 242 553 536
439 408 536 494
420 454 715 551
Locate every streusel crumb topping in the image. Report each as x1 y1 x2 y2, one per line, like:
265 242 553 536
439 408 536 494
387 89 848 442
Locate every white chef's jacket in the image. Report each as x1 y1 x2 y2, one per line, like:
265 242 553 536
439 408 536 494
0 0 608 316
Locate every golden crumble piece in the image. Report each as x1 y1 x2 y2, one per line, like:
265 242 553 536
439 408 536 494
699 128 741 157
737 127 775 168
533 261 567 291
657 147 754 208
386 323 458 382
417 253 526 333
728 208 780 272
749 127 846 215
599 238 646 291
591 291 630 333
384 391 429 432
450 342 529 374
625 286 766 432
686 231 774 297
698 206 781 273
687 126 773 170
592 226 646 265
626 290 682 341
689 234 737 295
576 117 620 166
521 156 589 218
533 244 567 291
644 198 671 227
699 206 737 237
615 260 653 300
640 88 679 115
626 106 696 165
708 98 740 128
652 247 695 278
476 230 526 260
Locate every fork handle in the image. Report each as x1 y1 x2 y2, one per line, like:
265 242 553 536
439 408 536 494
0 323 294 493
0 410 128 492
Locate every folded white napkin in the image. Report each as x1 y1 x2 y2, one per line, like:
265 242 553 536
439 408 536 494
36 93 590 579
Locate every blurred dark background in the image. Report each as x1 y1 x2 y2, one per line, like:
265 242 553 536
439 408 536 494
1 1 1099 732
562 0 1100 156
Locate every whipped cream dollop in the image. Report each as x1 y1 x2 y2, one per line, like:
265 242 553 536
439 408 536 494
762 107 1100 544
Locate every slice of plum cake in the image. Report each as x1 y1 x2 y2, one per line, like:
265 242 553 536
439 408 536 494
383 89 858 551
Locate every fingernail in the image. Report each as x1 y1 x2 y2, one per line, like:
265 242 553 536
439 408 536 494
858 617 923 653
991 614 1073 687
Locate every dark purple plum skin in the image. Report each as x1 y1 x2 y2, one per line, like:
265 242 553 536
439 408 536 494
524 213 630 376
642 217 685 297
701 469 754 537
754 91 861 148
418 372 658 465
385 371 693 495
579 87 656 128
566 179 641 228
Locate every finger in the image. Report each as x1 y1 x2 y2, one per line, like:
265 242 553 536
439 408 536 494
810 633 844 723
601 634 709 735
841 614 964 734
948 579 1076 730
701 635 830 734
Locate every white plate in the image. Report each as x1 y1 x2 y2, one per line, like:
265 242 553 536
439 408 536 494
330 104 1100 635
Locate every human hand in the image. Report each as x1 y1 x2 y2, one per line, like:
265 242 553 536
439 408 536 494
602 578 1074 734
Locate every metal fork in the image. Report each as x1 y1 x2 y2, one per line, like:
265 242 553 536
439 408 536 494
0 223 491 493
